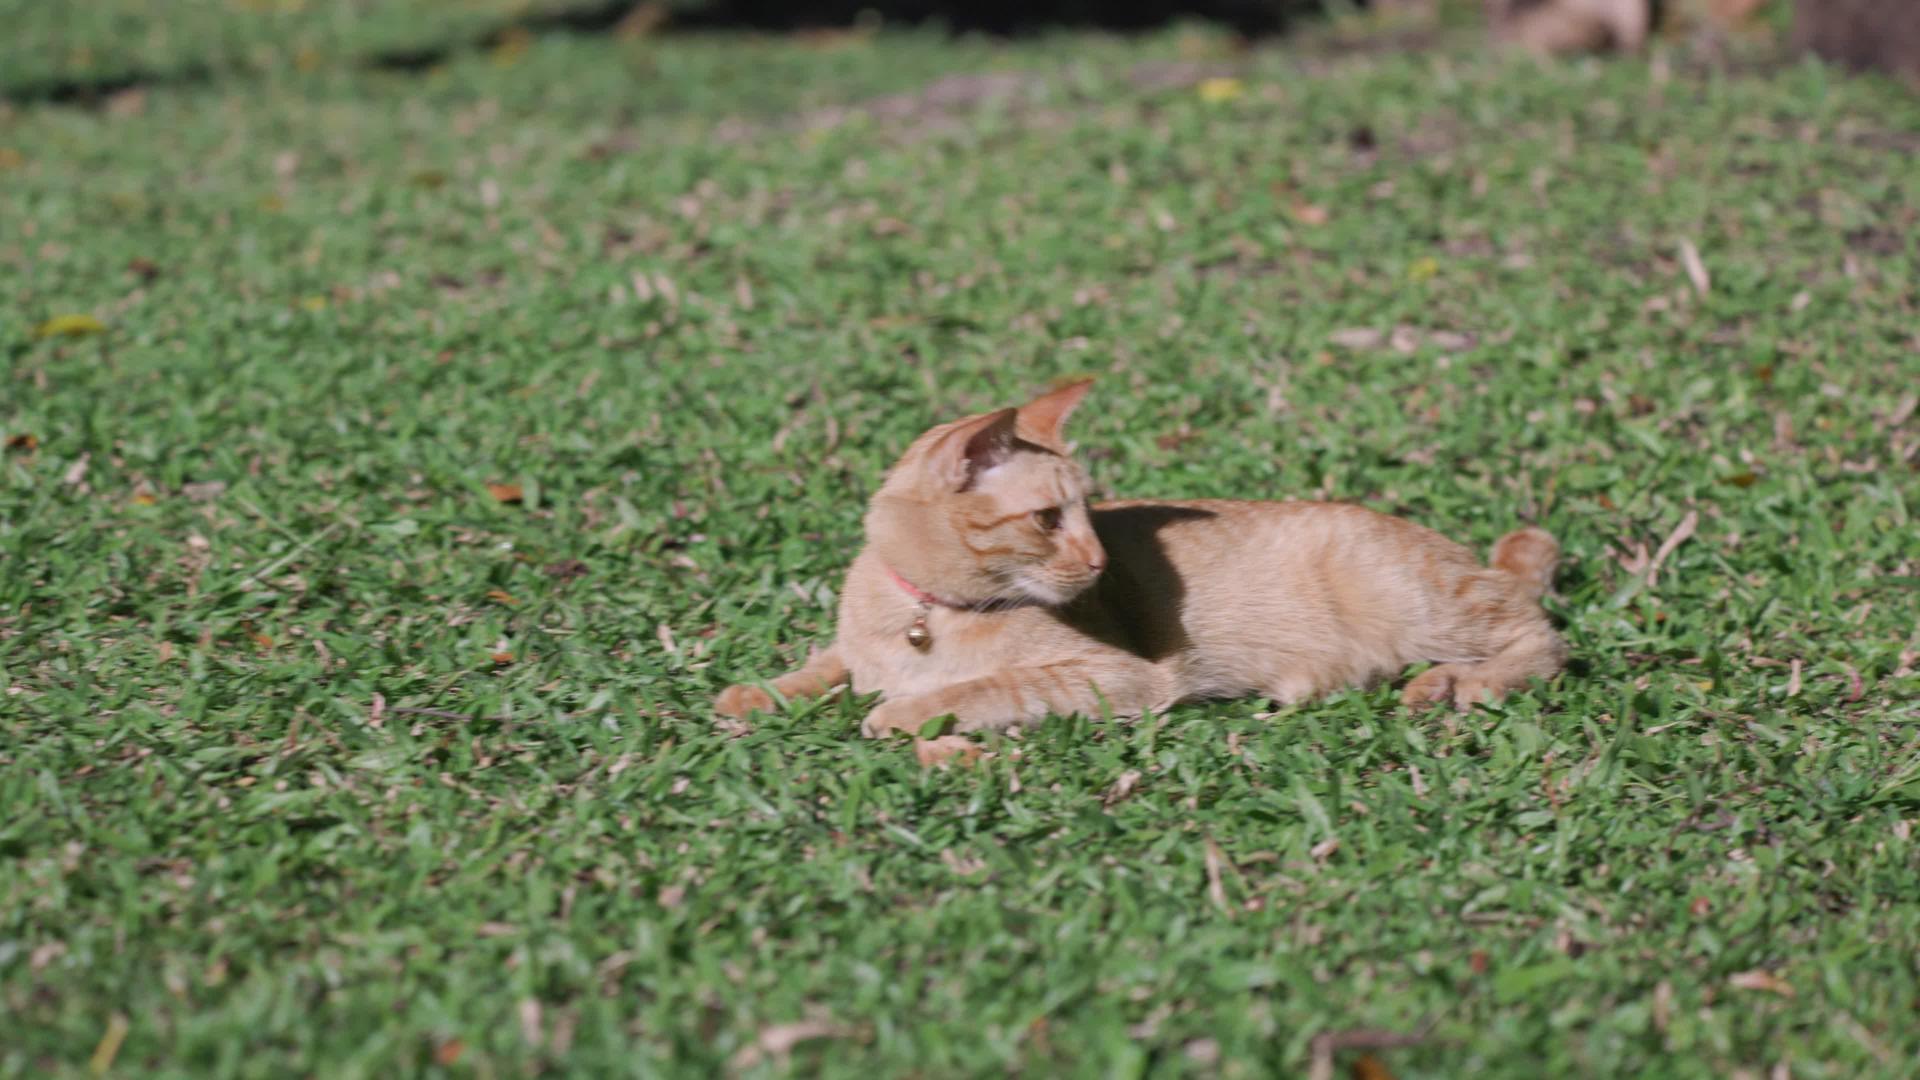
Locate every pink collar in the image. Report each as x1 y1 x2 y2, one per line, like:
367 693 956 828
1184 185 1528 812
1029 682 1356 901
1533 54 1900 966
883 563 1045 613
884 563 964 609
887 557 990 611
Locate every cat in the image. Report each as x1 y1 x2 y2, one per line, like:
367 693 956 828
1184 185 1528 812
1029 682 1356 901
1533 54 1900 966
714 380 1566 743
1484 0 1649 55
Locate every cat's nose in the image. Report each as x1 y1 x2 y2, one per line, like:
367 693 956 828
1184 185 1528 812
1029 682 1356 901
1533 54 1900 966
1084 547 1106 573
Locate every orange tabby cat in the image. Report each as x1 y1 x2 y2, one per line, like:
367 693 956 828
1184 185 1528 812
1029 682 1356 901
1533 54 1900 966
714 380 1566 741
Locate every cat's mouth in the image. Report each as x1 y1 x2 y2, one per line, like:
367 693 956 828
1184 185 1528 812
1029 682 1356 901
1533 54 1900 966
1012 568 1102 607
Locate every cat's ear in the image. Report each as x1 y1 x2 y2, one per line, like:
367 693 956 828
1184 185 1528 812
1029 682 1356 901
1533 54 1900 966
937 408 1019 490
1016 378 1094 451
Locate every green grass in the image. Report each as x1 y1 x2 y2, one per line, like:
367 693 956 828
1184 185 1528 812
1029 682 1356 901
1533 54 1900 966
0 0 678 94
5 9 1920 1078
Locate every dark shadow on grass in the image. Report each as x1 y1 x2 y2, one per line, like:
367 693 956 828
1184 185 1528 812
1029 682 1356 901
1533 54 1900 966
6 0 1325 107
3 64 214 108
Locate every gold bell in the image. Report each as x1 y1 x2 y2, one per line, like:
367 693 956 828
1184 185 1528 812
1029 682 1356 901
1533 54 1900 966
905 616 931 650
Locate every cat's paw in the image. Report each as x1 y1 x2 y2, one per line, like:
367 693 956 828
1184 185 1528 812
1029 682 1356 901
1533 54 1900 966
859 700 924 739
714 684 776 718
914 736 985 769
1448 673 1505 711
1401 664 1464 710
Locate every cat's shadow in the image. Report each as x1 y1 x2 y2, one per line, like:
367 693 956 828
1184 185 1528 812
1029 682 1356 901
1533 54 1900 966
1074 504 1217 661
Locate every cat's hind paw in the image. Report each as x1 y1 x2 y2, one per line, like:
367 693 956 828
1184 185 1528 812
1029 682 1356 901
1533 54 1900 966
1401 664 1466 711
714 684 776 718
1402 663 1510 711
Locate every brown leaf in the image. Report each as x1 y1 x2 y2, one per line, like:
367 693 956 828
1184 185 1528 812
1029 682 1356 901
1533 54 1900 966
1328 327 1386 350
939 848 987 876
1291 201 1331 226
1611 539 1650 576
1104 769 1144 807
1690 896 1711 917
1720 471 1757 488
1352 1054 1396 1080
1842 663 1864 702
5 433 36 453
1309 1029 1428 1080
1888 392 1918 429
485 589 517 606
490 651 515 665
486 482 524 504
544 558 588 580
127 257 160 282
729 1021 853 1070
1728 969 1793 996
30 941 66 971
1469 949 1488 974
433 1040 464 1067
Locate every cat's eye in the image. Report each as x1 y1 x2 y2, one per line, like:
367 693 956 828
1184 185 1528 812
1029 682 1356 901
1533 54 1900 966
1032 507 1063 532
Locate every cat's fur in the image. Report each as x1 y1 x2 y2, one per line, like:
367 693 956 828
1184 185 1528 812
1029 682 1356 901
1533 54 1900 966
715 381 1566 739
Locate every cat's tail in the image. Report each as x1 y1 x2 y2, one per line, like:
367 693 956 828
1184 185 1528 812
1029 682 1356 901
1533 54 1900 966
1490 526 1558 603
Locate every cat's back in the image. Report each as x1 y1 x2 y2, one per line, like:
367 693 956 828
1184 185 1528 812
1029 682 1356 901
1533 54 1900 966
1091 497 1472 572
1089 498 1498 697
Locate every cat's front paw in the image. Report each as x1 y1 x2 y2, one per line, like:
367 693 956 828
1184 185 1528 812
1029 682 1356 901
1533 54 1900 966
859 700 929 739
714 684 775 718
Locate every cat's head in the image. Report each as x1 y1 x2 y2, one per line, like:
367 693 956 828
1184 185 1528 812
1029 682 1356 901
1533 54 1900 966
865 380 1105 607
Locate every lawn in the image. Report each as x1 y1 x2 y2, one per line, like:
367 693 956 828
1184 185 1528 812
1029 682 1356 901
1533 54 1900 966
4 4 1919 1077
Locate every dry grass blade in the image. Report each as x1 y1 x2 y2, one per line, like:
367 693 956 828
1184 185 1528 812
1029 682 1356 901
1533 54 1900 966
1679 238 1710 297
728 1020 854 1070
1203 838 1233 918
1728 969 1794 996
89 1013 129 1076
1885 392 1917 429
1646 509 1699 588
